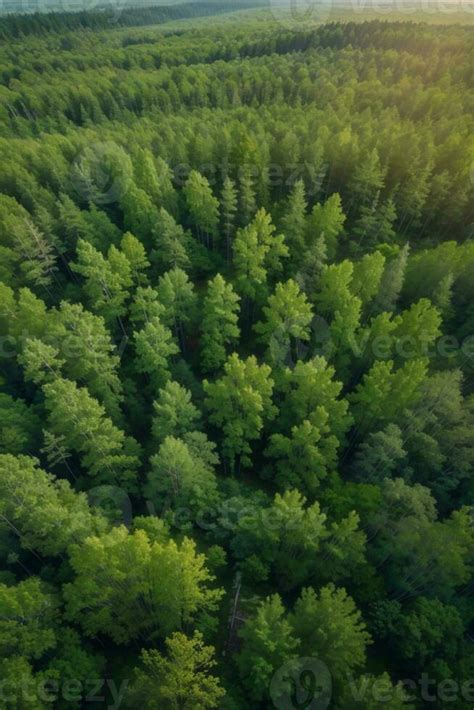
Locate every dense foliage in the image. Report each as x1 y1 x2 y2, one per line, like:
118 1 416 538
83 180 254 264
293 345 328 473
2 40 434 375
0 5 472 708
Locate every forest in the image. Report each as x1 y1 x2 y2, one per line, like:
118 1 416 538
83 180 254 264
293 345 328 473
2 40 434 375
0 3 473 708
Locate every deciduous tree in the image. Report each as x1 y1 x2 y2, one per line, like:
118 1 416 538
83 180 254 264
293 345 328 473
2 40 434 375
64 526 222 643
127 632 224 710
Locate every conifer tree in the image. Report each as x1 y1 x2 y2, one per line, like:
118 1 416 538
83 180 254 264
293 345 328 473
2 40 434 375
183 170 219 245
220 176 238 262
374 243 410 314
280 179 307 254
201 274 240 372
204 353 276 469
254 279 313 365
307 192 346 260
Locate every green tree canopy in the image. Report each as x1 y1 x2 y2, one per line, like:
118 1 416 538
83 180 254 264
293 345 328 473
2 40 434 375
204 354 276 469
64 526 223 644
126 632 225 709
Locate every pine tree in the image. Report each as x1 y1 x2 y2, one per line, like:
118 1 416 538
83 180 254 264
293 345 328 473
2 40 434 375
133 147 162 203
254 279 313 366
133 149 176 213
201 274 240 372
204 354 276 469
307 192 346 260
279 356 352 441
155 156 178 215
152 381 201 443
230 488 365 589
145 435 218 518
13 218 57 288
51 301 124 419
134 317 179 391
19 338 64 385
183 170 219 245
233 217 269 304
233 208 288 305
150 208 191 274
120 231 149 286
238 169 257 226
57 193 94 246
315 261 362 377
374 243 410 314
128 286 165 326
220 176 237 262
280 179 307 254
349 148 385 206
72 239 132 325
120 185 159 247
157 268 197 349
393 298 442 360
297 235 327 298
433 272 454 320
43 377 140 488
349 358 429 435
266 418 334 494
352 424 408 484
350 251 386 309
353 195 397 252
